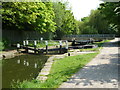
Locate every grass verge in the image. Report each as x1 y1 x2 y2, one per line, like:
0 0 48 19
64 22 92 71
28 40 59 48
13 53 98 88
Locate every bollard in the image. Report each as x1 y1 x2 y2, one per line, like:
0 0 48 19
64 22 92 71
34 41 37 54
59 41 62 54
45 41 48 54
68 53 70 56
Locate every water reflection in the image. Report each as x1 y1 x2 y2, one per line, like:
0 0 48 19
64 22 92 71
2 54 49 88
17 59 20 64
24 60 26 65
34 63 37 68
26 62 29 66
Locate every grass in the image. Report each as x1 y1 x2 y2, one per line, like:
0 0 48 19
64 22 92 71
12 39 110 88
14 53 98 88
94 40 110 47
28 40 59 48
0 60 2 67
79 48 99 52
37 41 59 48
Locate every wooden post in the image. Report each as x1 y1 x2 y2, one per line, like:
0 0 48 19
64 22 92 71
65 41 68 53
59 41 62 54
72 38 75 46
41 37 43 41
17 43 20 52
45 41 48 54
23 41 26 46
90 38 92 44
34 40 37 54
26 40 29 53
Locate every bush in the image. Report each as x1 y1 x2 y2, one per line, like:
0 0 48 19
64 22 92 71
0 39 10 51
2 39 9 48
0 41 4 51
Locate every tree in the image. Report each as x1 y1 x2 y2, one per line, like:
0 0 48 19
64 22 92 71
2 2 56 33
79 9 115 34
53 2 80 39
99 2 120 36
88 10 110 34
52 2 66 39
80 16 98 34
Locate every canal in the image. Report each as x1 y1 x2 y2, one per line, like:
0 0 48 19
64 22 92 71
2 54 49 88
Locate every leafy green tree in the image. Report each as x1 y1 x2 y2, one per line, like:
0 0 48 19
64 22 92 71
53 2 80 39
62 10 75 34
52 2 66 39
88 10 110 34
99 2 120 36
2 2 56 33
79 9 113 34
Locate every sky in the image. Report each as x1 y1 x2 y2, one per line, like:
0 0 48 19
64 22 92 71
66 0 104 20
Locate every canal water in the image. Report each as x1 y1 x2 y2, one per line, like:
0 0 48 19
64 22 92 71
2 54 49 88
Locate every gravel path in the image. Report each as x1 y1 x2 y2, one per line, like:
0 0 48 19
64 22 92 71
59 38 119 88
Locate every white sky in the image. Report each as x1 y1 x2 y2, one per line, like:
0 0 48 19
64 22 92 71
66 0 104 20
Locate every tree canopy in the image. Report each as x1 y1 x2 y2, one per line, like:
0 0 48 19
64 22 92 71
99 2 120 36
2 1 81 39
78 2 120 36
52 2 80 39
2 1 119 40
2 2 56 33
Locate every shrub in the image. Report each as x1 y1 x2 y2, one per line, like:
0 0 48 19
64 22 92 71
0 41 4 51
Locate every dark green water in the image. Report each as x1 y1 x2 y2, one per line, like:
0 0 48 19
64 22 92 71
2 54 49 88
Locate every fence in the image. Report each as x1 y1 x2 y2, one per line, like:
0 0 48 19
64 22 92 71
62 34 115 40
2 29 53 43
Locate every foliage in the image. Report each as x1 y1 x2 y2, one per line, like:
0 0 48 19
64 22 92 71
79 3 120 36
88 10 110 34
81 25 98 34
28 40 59 48
53 2 80 39
13 53 98 88
2 1 119 41
2 2 56 33
2 1 81 40
52 2 66 39
0 39 10 51
0 41 4 51
79 9 111 34
99 2 120 36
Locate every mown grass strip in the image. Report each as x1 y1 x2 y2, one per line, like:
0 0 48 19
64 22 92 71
14 53 98 88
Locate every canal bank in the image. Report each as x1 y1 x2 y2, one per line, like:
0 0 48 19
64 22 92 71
0 49 23 60
1 39 108 88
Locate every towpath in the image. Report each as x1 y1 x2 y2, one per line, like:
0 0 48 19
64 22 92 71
59 38 119 88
